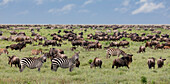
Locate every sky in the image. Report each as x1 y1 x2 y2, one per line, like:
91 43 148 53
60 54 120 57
0 0 170 24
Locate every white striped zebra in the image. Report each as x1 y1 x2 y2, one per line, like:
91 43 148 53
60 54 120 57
106 48 131 58
19 55 47 72
51 52 80 72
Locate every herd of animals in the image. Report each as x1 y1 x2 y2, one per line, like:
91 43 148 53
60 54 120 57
0 24 169 72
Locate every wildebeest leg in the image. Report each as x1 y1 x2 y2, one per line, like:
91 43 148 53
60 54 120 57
11 64 12 67
112 65 114 68
18 63 20 68
116 66 118 69
126 65 129 69
15 64 17 67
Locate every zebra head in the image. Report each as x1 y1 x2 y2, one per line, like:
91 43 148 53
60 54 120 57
74 51 80 61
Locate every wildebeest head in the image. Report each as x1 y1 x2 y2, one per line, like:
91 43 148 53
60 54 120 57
8 55 15 64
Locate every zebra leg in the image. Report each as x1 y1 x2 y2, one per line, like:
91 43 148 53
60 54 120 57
69 65 74 72
20 65 25 72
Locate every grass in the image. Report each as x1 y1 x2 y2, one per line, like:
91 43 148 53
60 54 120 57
0 27 170 84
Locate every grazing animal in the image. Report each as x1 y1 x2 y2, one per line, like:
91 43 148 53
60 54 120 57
70 47 76 51
6 42 26 51
51 52 80 72
106 48 132 58
137 46 145 53
0 48 9 55
31 49 43 55
147 57 155 69
8 55 20 67
112 55 133 69
19 55 47 72
90 57 102 68
163 46 170 49
157 57 166 68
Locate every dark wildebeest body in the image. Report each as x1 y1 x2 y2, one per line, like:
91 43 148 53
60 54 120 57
8 55 20 67
157 57 166 68
137 46 145 53
6 42 26 51
147 57 155 69
90 57 102 68
112 55 133 69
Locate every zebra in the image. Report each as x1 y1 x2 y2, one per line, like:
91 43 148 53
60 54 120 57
19 54 47 72
51 52 80 72
106 48 132 58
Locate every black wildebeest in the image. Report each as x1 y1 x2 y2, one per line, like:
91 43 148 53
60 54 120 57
6 42 26 51
112 54 133 69
137 46 145 53
157 57 166 68
147 57 155 69
90 57 102 68
8 55 20 67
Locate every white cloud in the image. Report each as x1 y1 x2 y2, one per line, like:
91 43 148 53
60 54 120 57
114 0 130 13
48 4 75 14
17 10 29 15
0 0 13 5
114 8 128 13
122 0 130 6
78 9 89 13
83 0 94 6
35 0 43 5
132 2 165 15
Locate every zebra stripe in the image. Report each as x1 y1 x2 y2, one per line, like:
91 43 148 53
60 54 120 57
106 48 128 58
51 52 80 72
19 55 47 72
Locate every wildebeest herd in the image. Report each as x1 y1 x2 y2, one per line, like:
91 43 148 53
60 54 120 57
0 24 169 74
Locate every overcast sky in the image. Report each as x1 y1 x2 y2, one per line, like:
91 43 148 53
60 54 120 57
0 0 169 24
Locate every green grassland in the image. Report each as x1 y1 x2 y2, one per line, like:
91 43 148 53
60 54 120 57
0 27 170 84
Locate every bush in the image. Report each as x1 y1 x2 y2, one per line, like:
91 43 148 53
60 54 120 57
141 76 147 84
88 59 93 64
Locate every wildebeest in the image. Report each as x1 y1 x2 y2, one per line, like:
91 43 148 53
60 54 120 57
163 46 170 49
157 57 166 68
112 55 133 69
10 31 17 35
137 46 145 53
145 41 159 49
90 57 102 68
31 49 43 55
154 44 164 50
70 47 76 51
0 48 9 55
147 57 155 69
6 42 26 51
43 40 58 46
8 55 20 67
